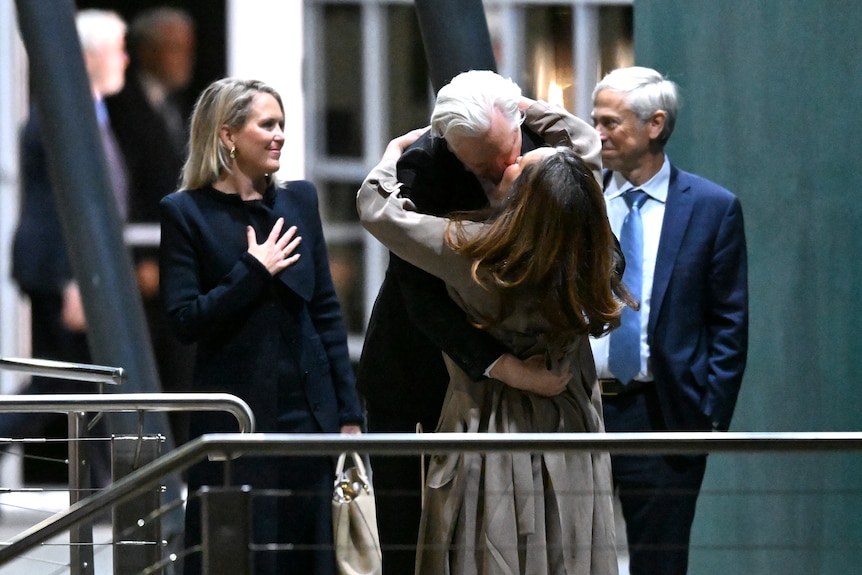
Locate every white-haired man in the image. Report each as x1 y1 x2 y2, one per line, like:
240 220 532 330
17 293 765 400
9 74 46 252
590 66 748 575
356 69 602 573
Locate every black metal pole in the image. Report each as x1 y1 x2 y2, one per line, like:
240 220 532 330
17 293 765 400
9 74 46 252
14 0 183 535
14 0 166 431
414 0 498 93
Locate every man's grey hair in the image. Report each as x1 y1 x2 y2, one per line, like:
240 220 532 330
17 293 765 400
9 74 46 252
431 70 522 142
592 66 678 145
75 9 126 54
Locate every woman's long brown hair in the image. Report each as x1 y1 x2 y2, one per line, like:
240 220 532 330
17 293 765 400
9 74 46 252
446 148 633 346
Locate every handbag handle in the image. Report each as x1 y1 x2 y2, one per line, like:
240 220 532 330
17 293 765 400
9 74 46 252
335 451 370 484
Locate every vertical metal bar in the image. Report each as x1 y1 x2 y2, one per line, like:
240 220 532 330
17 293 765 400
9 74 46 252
495 4 525 86
13 0 171 437
361 0 390 327
574 3 601 120
111 436 163 575
302 2 322 164
11 6 194 542
201 486 252 575
68 412 95 575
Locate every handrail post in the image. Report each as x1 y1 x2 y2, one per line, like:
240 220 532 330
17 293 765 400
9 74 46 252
0 389 255 571
112 436 164 575
200 485 252 575
67 411 94 575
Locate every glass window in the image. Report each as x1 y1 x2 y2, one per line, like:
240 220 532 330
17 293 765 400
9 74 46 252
327 242 366 334
386 4 432 138
523 6 576 104
322 4 364 158
318 180 362 225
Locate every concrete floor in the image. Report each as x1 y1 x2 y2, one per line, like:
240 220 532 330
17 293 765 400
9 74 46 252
0 490 114 575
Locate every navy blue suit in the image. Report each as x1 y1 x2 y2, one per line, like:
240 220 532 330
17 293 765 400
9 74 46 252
13 110 77 299
647 165 748 431
159 182 363 575
602 163 748 575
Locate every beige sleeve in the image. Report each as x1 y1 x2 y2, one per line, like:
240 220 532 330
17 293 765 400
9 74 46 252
356 156 483 298
523 100 602 184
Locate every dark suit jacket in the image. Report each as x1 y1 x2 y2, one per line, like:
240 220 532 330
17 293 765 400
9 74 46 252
356 127 546 423
632 164 748 431
106 74 189 225
12 110 74 295
11 108 95 374
159 182 364 434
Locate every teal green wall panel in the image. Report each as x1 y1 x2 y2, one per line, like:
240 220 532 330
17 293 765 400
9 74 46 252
634 1 862 572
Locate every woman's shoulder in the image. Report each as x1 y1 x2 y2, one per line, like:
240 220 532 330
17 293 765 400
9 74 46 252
161 185 228 207
276 180 319 208
162 186 201 201
281 179 317 195
160 187 233 222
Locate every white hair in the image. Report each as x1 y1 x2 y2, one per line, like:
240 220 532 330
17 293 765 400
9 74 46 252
430 70 522 141
592 66 678 144
75 9 126 55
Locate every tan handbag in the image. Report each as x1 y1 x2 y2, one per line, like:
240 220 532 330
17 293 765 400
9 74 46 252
332 452 382 575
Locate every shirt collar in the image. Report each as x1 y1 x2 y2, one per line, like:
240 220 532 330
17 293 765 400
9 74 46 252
605 156 671 203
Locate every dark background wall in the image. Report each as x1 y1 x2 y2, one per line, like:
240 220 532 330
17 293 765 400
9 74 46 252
635 0 862 572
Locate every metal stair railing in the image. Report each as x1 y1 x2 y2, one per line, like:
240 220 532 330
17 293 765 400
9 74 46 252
0 393 255 434
0 357 126 385
1 430 861 572
0 357 127 575
0 395 255 575
0 356 256 574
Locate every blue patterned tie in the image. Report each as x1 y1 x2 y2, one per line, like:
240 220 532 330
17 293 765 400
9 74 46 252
609 189 648 384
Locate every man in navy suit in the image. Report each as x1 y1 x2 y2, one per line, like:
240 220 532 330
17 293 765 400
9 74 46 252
589 66 748 575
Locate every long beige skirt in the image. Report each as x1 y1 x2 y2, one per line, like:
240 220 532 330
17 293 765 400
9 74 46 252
415 356 618 575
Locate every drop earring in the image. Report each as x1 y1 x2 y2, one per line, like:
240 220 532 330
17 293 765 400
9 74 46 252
230 146 236 159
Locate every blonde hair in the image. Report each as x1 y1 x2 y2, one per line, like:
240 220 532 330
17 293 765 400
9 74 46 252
181 78 283 190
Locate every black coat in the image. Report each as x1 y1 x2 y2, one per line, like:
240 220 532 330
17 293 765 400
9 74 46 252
12 109 74 295
356 127 546 426
106 74 189 225
159 182 364 435
160 181 363 574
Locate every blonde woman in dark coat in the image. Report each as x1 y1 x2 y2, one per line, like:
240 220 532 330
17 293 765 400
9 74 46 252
160 78 363 575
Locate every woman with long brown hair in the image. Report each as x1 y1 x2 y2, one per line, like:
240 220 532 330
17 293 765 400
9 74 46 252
358 129 633 575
